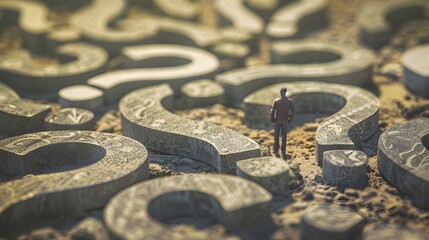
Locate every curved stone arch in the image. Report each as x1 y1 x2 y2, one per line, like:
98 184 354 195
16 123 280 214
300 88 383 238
358 0 429 49
120 84 260 173
0 42 108 96
243 81 379 165
378 118 429 209
0 131 149 237
105 174 272 239
216 41 374 106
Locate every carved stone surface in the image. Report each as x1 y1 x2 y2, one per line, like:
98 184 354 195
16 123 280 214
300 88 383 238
0 43 108 96
68 217 110 240
216 41 374 106
401 44 429 98
244 82 379 165
378 118 429 209
323 150 368 190
119 16 223 48
0 0 51 54
0 82 19 102
153 0 199 20
120 84 260 173
0 99 51 135
220 27 257 49
300 204 364 240
212 42 250 68
0 131 149 237
44 108 95 131
58 85 104 113
69 0 157 56
215 0 264 34
363 224 427 240
105 174 272 239
236 156 289 195
358 0 429 49
88 44 219 104
181 79 225 108
267 0 328 39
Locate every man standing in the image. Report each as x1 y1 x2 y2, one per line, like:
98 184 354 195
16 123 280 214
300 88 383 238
270 87 296 159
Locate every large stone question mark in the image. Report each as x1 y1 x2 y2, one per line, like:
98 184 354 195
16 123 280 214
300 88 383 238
104 174 272 239
216 41 375 106
378 118 429 209
120 84 260 173
358 0 429 49
0 131 149 238
243 81 379 165
87 44 219 105
0 42 108 97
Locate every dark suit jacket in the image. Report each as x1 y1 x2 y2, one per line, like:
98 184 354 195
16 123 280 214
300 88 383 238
270 97 295 124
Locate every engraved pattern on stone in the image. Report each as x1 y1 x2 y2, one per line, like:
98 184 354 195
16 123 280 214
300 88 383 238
181 79 225 108
105 174 272 239
236 156 289 195
378 118 429 209
0 99 51 135
0 131 149 236
120 84 260 173
44 108 95 131
323 150 368 190
244 82 379 165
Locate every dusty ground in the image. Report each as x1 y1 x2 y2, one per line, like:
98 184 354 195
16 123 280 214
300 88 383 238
2 0 429 239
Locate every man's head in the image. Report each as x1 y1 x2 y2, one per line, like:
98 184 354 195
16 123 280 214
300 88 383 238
280 87 287 97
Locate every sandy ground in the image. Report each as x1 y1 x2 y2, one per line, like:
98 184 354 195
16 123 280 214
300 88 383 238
1 0 429 239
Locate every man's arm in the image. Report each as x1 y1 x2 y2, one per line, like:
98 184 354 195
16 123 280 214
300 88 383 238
289 100 296 123
270 100 277 123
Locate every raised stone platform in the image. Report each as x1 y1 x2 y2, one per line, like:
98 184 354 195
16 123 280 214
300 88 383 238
323 150 368 190
236 156 290 195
